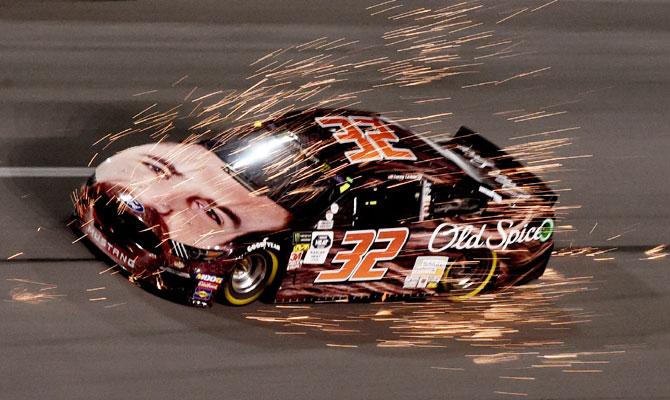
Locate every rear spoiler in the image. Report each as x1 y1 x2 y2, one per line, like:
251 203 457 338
435 126 557 206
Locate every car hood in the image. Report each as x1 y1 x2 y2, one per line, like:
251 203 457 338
94 142 291 250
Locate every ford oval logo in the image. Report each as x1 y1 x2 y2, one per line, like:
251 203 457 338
119 194 144 213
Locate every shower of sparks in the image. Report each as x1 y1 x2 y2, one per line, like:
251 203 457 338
6 279 64 304
241 266 629 397
640 245 667 261
244 268 596 348
55 3 657 397
86 0 571 156
69 0 600 306
70 0 624 376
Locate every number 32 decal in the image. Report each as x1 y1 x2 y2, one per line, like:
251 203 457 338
315 228 409 283
316 116 417 164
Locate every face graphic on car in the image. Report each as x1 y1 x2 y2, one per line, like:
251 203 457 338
95 142 291 249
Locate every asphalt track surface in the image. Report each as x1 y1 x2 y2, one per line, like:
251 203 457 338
0 1 668 399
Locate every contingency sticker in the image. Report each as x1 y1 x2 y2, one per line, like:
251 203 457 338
287 243 310 271
303 232 334 265
192 280 220 302
192 273 223 302
317 220 334 230
403 256 449 289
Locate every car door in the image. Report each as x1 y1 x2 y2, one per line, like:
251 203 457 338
275 176 431 301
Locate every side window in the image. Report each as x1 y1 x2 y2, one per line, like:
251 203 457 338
327 179 423 229
330 195 355 228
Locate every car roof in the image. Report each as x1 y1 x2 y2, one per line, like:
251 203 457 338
258 108 448 169
208 108 466 214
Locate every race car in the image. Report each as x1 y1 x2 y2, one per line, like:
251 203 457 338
72 108 556 307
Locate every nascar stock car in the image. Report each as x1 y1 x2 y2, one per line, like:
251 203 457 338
72 108 556 307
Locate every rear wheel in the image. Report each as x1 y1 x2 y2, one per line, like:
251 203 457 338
438 249 498 301
222 250 279 306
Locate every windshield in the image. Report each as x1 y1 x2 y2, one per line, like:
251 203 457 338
206 128 340 212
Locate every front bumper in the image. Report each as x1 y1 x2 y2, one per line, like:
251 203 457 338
74 182 234 305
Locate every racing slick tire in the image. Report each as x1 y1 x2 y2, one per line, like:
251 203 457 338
438 249 498 301
222 249 280 306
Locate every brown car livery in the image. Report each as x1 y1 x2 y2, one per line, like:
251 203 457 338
73 108 555 307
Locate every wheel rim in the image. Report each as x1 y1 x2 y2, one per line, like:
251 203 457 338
447 259 485 290
231 254 267 294
443 251 497 300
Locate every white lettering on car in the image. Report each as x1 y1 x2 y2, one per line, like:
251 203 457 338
84 225 136 269
428 219 554 252
246 237 281 253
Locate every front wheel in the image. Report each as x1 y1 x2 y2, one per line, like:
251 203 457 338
221 249 279 306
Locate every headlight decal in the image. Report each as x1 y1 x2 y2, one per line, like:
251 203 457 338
171 240 189 259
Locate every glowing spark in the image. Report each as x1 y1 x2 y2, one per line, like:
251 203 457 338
496 8 529 24
471 353 520 365
87 153 99 167
494 391 528 397
71 233 88 244
98 265 118 275
104 303 126 309
512 111 567 123
640 245 667 260
366 0 396 10
132 89 158 97
8 286 64 304
462 80 497 88
171 75 189 87
184 86 198 101
132 103 158 119
498 67 552 85
531 0 559 13
370 5 404 16
499 376 535 381
562 369 602 373
138 224 160 233
413 97 451 104
7 252 24 260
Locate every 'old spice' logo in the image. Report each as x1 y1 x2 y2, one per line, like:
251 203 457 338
428 218 554 252
84 225 136 268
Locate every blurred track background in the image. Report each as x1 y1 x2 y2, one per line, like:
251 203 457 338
0 1 668 399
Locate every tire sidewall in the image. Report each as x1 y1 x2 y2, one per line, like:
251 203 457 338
222 249 279 306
